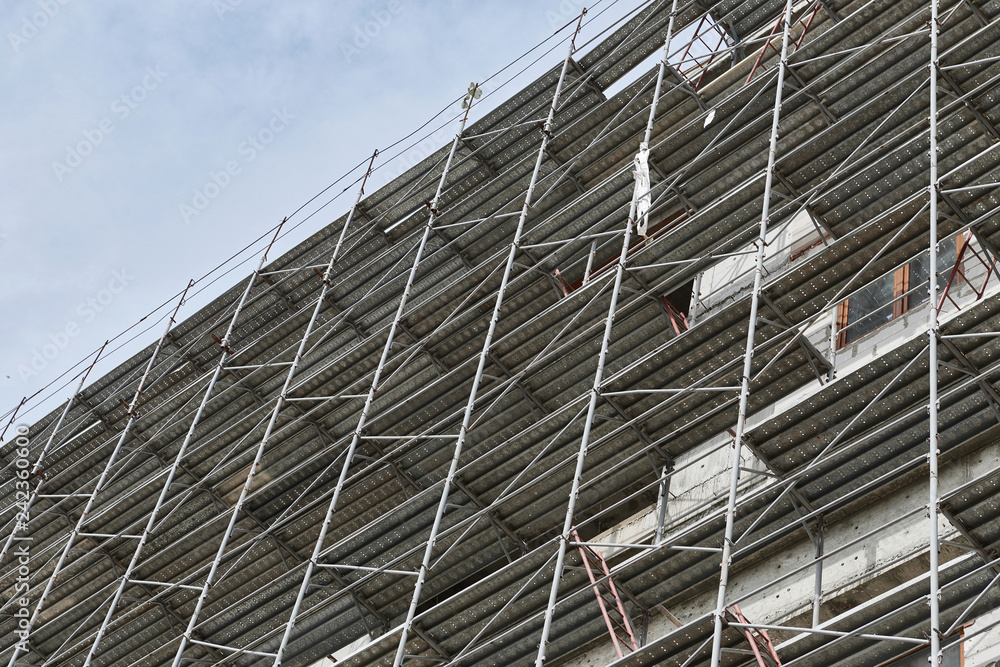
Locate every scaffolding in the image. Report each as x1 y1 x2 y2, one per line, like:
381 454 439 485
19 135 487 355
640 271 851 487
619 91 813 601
4 0 1000 666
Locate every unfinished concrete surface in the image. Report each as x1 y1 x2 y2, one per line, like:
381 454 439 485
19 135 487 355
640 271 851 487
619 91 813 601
4 0 1000 665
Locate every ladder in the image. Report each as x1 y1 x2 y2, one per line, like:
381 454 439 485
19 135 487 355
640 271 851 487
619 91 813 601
572 530 639 657
727 604 782 667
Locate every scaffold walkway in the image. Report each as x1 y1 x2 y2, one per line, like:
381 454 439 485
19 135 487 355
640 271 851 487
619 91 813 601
4 1 1000 666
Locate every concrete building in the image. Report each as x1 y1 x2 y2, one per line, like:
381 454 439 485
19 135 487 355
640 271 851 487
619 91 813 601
4 0 1000 665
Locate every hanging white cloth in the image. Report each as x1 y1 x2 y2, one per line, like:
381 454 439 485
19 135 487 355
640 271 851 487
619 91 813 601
632 142 651 237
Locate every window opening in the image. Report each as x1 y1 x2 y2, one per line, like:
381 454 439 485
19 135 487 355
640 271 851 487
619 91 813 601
552 208 690 297
938 230 999 310
837 237 958 348
662 280 694 335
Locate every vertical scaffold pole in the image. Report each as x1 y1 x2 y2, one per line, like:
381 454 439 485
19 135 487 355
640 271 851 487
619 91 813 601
4 343 108 667
272 106 475 666
80 279 196 665
710 2 793 666
331 150 380 273
928 0 942 663
393 9 587 656
7 298 183 667
534 5 677 664
392 14 586 666
0 344 107 567
166 221 289 666
42 220 277 667
172 155 382 666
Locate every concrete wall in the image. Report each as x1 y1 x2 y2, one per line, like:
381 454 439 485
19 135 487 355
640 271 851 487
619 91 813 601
562 237 1000 665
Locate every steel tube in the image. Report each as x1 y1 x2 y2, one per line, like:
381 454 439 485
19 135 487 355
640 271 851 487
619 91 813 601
0 345 105 567
9 290 182 667
710 3 793 665
172 159 385 667
275 110 472 666
535 6 680 663
49 229 270 667
928 0 942 663
726 622 928 645
394 21 584 665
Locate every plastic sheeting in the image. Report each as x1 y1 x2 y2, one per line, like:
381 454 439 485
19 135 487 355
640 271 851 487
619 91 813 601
632 141 651 237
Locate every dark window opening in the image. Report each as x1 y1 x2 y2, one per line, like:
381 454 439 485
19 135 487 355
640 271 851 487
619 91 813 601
662 280 694 335
553 208 691 297
664 281 693 317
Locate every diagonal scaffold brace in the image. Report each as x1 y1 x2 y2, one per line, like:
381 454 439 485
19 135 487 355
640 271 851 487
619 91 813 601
80 279 195 666
20 217 284 667
270 93 479 666
391 10 589 667
165 219 292 666
0 342 107 569
6 286 189 667
533 2 681 664
169 152 384 666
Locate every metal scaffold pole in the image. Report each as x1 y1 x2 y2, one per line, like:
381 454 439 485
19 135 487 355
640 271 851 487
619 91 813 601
6 304 179 667
170 155 382 665
394 12 587 667
710 1 793 665
78 279 193 666
928 0 942 663
272 104 474 666
30 220 279 667
167 221 289 666
0 344 107 567
534 3 679 664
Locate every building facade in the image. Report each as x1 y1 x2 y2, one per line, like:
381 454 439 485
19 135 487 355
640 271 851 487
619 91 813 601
4 0 1000 666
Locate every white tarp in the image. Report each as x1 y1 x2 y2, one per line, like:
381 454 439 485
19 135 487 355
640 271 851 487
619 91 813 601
632 141 651 237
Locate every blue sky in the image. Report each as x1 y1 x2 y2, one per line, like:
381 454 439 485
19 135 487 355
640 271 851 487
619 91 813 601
0 0 648 426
